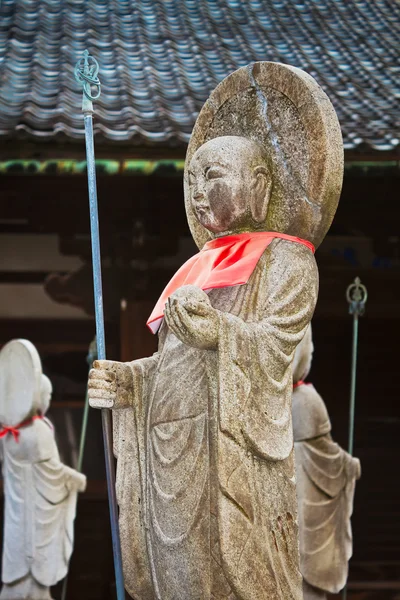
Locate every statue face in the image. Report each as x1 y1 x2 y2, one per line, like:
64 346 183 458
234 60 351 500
188 136 272 236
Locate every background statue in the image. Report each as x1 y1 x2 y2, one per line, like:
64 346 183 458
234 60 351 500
89 62 343 600
292 326 361 599
0 339 86 600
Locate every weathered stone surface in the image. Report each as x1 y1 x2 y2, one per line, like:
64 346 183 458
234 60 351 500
88 61 343 599
292 326 361 599
0 339 86 600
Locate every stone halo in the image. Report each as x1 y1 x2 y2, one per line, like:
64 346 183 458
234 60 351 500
0 339 43 426
184 61 344 250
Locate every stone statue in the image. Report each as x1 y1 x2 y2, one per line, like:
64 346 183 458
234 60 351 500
0 339 86 600
89 62 344 600
292 326 361 599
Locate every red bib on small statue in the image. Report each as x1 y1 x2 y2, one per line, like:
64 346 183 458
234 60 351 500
147 231 315 333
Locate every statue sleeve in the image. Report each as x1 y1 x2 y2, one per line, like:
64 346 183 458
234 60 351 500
111 353 159 411
296 436 361 593
217 244 318 461
113 353 159 457
63 464 87 492
31 457 82 585
129 353 159 406
113 354 160 599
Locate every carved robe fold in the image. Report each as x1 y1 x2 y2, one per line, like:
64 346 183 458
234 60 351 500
115 238 319 600
293 383 361 597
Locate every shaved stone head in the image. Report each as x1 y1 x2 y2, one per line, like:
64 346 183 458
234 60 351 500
188 136 273 236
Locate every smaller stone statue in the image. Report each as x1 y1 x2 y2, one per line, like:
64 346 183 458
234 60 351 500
292 326 361 600
0 339 86 600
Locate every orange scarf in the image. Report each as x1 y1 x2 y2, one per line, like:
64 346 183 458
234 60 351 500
147 231 314 333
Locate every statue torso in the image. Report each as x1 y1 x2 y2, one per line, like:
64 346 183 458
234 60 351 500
146 283 245 600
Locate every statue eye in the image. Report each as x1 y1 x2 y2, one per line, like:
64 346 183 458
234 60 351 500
206 167 223 180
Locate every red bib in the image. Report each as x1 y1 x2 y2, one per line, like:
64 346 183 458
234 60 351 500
147 231 315 333
0 415 45 442
293 380 312 389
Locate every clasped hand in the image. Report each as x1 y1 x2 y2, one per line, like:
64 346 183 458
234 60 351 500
164 286 219 350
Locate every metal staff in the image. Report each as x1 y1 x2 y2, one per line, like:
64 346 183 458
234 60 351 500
77 338 98 472
345 276 368 455
74 50 125 600
342 276 368 600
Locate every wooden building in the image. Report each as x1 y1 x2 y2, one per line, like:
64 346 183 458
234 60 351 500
0 1 399 598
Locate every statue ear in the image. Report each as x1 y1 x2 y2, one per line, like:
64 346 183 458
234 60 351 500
250 166 272 223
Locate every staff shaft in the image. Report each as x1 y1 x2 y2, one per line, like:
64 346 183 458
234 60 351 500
342 312 358 600
84 113 125 600
343 276 367 600
343 313 359 600
84 115 106 358
348 314 359 456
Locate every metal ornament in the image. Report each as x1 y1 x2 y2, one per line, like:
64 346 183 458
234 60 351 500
342 276 367 600
346 276 368 318
74 50 101 111
74 50 125 600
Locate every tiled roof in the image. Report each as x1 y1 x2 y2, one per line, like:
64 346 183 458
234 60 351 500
0 0 398 150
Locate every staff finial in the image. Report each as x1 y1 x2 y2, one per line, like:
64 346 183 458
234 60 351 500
346 276 368 316
74 49 101 113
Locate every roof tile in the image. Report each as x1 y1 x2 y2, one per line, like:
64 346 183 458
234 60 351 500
0 0 398 149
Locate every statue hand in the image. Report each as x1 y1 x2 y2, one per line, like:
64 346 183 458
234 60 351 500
164 292 219 350
64 466 87 492
88 360 133 409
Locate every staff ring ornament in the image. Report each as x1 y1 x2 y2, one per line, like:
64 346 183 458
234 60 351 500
346 277 368 315
74 50 101 101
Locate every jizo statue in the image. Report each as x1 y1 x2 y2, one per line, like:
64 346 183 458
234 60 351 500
292 326 361 599
89 62 344 599
0 339 86 600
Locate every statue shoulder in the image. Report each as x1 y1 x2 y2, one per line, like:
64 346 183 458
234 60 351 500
262 237 318 281
17 419 57 463
256 238 319 316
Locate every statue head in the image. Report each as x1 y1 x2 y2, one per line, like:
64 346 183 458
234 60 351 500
0 339 45 426
39 374 52 416
188 136 273 236
185 63 343 250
